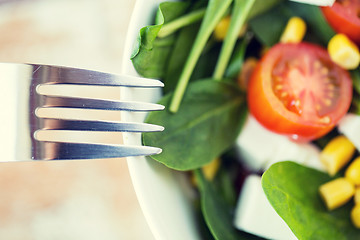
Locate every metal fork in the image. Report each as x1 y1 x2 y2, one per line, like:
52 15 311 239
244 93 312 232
1 63 164 161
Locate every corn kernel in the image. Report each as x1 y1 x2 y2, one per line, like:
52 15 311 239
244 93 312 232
351 205 360 228
280 17 307 43
202 158 221 181
191 158 221 186
346 157 360 185
214 16 246 41
319 177 355 210
355 188 360 204
320 135 355 176
328 33 360 70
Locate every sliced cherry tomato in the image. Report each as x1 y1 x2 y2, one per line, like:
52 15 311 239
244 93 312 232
247 42 353 141
321 0 360 45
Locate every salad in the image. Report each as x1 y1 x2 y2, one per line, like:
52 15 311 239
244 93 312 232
130 0 360 239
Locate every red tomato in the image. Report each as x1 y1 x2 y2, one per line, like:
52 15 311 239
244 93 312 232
321 0 360 45
247 42 353 141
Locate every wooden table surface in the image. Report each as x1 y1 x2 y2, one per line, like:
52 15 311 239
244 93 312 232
0 0 156 239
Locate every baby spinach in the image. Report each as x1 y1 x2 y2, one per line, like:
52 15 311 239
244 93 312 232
163 22 199 93
158 8 206 38
351 68 360 115
248 4 286 46
247 0 283 19
131 1 190 79
143 80 247 171
213 167 238 207
213 0 256 80
286 2 335 45
262 161 360 240
219 0 282 79
352 68 360 95
224 33 252 79
249 1 335 47
169 0 283 112
162 1 225 93
194 169 262 240
169 0 233 113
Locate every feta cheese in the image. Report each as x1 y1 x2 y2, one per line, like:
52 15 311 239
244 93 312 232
289 0 335 6
235 115 325 172
338 113 360 151
234 175 297 240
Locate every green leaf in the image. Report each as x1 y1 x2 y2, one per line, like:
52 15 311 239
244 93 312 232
350 68 360 115
189 40 222 82
195 169 261 240
262 161 360 240
131 2 190 79
163 2 220 93
169 0 233 113
158 8 206 38
287 2 335 45
163 22 202 93
213 0 256 80
143 80 247 171
351 68 360 95
247 0 283 20
248 5 286 46
224 33 252 79
249 1 335 47
213 167 238 207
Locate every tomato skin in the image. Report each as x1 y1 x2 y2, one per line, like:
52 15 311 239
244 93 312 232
247 42 353 141
248 64 333 141
321 0 360 45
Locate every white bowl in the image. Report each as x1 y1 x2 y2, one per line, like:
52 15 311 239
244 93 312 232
121 1 202 239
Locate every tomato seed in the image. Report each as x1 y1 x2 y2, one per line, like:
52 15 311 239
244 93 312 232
321 67 329 75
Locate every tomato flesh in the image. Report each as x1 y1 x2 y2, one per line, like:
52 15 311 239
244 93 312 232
247 43 353 141
321 0 360 44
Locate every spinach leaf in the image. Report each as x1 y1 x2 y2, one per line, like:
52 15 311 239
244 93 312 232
213 0 256 80
224 33 252 79
158 8 206 38
213 0 281 80
213 166 237 207
262 161 360 240
248 5 286 47
287 2 335 45
352 68 360 95
249 1 335 47
194 169 262 240
143 79 247 171
247 0 283 19
169 0 233 113
351 68 360 115
163 2 224 93
163 22 202 93
169 0 282 111
131 2 190 79
189 40 222 83
352 95 360 115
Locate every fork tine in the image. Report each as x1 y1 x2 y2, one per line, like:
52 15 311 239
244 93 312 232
32 64 164 87
41 96 165 111
38 119 164 132
13 63 166 161
35 141 162 160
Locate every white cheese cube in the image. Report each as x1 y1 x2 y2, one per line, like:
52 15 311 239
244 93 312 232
233 175 297 240
338 113 360 151
289 0 335 6
236 115 325 172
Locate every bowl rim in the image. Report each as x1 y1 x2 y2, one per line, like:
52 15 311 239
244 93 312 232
120 1 201 240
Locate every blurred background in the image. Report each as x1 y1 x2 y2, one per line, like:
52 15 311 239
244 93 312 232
0 0 156 239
